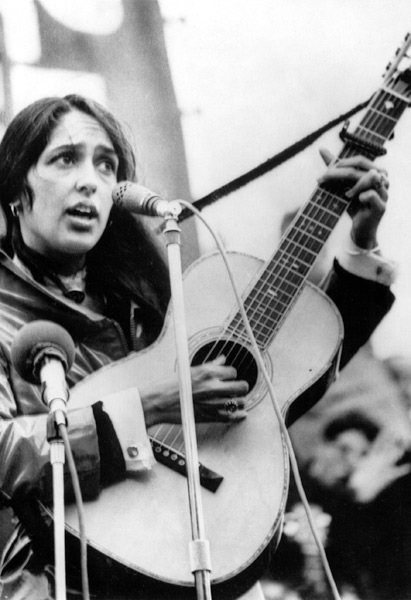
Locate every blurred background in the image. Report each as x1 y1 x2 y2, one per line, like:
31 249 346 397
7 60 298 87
0 0 409 359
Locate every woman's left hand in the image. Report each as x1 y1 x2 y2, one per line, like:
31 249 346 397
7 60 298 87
318 148 389 250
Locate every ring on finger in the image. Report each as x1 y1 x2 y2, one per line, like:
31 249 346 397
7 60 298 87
224 399 239 413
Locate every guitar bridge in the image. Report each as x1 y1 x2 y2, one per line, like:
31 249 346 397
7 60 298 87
149 437 223 493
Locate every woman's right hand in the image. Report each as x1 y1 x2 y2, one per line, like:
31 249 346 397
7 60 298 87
140 355 249 428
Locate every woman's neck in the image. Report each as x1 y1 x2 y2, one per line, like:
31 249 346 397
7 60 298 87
45 255 86 277
12 224 86 278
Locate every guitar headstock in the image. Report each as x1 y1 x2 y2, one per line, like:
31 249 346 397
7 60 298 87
383 33 411 103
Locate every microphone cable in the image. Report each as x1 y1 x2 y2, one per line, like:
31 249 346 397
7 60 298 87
177 199 343 600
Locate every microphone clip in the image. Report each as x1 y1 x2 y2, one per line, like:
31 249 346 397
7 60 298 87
162 200 183 219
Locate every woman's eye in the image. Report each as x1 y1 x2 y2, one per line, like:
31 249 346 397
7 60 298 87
99 159 117 175
53 153 75 166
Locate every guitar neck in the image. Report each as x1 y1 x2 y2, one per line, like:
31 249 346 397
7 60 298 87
227 35 411 348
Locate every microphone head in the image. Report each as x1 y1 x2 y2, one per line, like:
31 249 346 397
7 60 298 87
112 181 180 218
11 321 76 384
112 181 161 211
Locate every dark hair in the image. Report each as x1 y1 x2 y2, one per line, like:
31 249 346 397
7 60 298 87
0 94 170 335
323 411 379 443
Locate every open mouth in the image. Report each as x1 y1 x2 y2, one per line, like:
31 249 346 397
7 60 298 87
66 206 98 220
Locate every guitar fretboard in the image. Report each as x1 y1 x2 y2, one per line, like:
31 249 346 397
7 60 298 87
227 67 411 349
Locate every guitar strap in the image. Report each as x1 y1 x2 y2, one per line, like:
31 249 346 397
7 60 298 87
177 96 371 222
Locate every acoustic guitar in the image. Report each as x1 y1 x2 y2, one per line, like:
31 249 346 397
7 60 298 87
55 35 411 599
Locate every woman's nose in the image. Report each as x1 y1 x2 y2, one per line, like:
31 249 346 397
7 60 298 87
76 162 98 195
77 182 97 196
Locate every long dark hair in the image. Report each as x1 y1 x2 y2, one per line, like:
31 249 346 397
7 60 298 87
0 94 170 334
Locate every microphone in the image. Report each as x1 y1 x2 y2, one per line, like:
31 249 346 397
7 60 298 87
112 181 182 218
11 321 75 415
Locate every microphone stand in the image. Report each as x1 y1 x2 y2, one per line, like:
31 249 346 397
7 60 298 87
162 203 212 600
43 360 69 600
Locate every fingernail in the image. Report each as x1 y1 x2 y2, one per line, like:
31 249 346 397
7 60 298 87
345 189 354 198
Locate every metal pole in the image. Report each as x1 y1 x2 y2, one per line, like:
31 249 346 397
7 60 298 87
162 211 212 600
47 412 67 600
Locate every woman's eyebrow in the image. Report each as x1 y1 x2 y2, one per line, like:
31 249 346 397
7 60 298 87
45 142 118 158
96 145 119 159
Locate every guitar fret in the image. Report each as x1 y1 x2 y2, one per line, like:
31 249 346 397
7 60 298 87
364 111 397 132
357 109 398 141
373 90 408 115
364 101 399 125
381 86 411 105
240 314 278 339
251 278 300 313
291 199 344 240
260 277 297 299
312 191 349 214
276 249 313 274
264 285 293 301
251 314 278 335
293 215 334 244
255 254 309 295
356 125 388 144
263 261 303 286
281 243 317 268
288 224 331 252
368 106 397 124
355 91 407 146
245 288 291 321
298 211 332 233
246 300 286 322
240 286 296 332
247 291 290 311
229 310 281 341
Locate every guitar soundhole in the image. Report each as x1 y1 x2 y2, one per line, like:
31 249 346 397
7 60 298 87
191 340 258 390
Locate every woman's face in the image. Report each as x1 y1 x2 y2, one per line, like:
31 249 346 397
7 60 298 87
17 109 119 270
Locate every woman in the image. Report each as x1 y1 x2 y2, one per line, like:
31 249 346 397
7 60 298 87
0 95 395 598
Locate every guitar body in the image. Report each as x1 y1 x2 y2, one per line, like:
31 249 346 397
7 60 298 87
61 251 343 598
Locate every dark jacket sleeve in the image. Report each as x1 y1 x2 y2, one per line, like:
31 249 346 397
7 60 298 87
0 346 101 506
321 259 395 369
